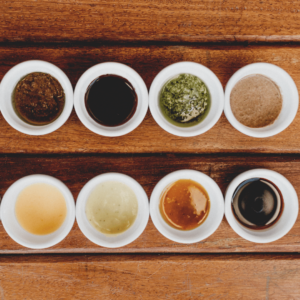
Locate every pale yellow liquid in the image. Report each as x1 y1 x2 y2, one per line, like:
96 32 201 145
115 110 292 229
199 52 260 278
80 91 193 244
86 181 138 236
15 183 67 235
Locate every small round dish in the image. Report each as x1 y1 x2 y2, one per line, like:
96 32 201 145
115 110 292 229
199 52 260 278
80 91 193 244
149 62 224 137
225 169 298 243
0 174 75 249
74 62 148 137
76 173 149 248
224 63 299 138
0 60 73 136
150 169 224 244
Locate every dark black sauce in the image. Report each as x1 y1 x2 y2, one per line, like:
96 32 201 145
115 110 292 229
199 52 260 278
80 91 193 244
85 75 137 127
232 178 284 230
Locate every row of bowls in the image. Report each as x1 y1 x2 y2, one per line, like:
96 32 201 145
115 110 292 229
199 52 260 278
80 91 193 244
1 169 298 249
0 60 298 138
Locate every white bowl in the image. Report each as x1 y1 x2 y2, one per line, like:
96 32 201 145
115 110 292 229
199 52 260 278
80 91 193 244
149 62 224 137
225 169 299 243
76 173 149 248
74 62 148 137
150 170 224 244
224 63 299 138
0 60 73 136
0 174 75 249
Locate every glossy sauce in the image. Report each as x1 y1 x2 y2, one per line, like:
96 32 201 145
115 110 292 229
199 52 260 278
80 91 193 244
15 183 67 235
85 75 137 127
232 178 284 229
160 179 210 230
85 181 138 236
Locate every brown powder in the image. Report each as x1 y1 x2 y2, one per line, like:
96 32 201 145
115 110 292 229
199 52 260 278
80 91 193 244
13 72 65 125
230 74 282 128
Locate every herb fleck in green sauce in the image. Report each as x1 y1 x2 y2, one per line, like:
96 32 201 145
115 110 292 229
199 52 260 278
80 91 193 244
159 74 211 127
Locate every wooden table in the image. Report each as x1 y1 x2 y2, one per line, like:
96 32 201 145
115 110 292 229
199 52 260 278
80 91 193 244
1 1 300 298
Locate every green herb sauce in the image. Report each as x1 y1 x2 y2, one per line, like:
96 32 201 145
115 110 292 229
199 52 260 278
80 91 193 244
159 74 211 127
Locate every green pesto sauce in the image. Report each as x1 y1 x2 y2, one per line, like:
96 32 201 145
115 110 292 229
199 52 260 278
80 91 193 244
159 74 211 127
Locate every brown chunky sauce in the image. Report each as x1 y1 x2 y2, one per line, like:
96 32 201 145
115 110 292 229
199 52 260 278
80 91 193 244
13 72 65 125
160 179 210 230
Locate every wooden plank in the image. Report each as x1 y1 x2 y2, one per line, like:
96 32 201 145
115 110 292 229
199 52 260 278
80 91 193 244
0 253 299 299
1 0 300 43
1 45 300 154
1 154 300 253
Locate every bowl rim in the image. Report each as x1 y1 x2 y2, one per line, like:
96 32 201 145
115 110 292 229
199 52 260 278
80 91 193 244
224 168 299 243
149 61 224 137
224 62 299 138
0 174 76 249
0 60 74 136
149 169 225 244
74 62 148 137
75 172 149 248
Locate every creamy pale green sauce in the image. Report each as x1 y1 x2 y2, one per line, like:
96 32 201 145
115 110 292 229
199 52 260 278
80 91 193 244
85 181 138 236
159 74 211 127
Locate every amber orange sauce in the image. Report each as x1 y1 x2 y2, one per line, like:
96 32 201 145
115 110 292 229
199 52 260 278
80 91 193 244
160 179 210 230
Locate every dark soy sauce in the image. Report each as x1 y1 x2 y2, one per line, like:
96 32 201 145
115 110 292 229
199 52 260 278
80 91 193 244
232 178 284 230
85 75 137 127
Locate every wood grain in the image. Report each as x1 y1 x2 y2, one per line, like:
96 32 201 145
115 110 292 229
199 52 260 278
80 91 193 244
0 254 299 299
1 45 300 154
1 0 299 296
1 154 300 253
1 0 300 43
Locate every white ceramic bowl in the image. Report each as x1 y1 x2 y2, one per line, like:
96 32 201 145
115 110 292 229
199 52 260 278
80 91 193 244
76 173 149 248
74 62 148 137
224 63 299 138
225 169 298 243
149 62 224 137
0 60 73 136
150 170 224 244
0 174 75 249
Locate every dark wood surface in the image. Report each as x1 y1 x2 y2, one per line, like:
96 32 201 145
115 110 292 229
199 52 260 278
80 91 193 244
1 154 300 254
1 45 300 154
0 254 299 299
1 0 300 43
1 0 300 297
